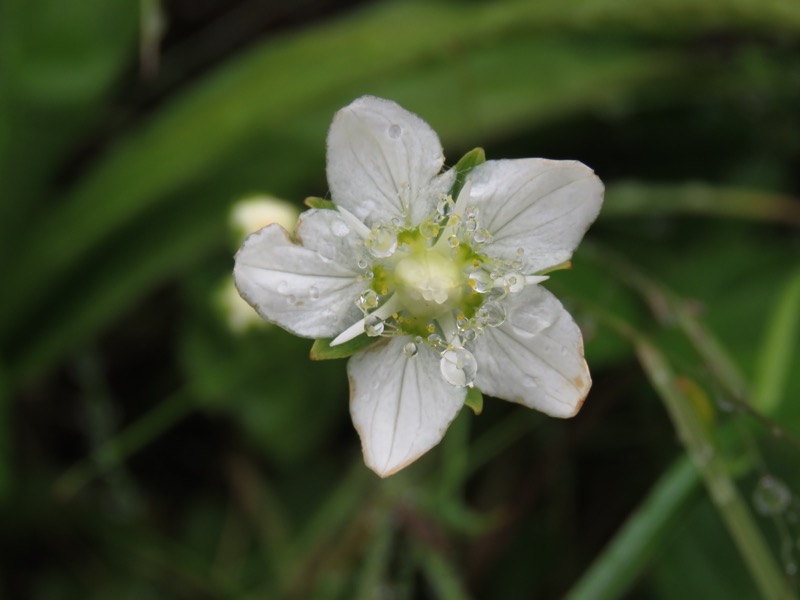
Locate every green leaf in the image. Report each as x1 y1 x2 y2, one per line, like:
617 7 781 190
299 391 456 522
464 387 483 415
310 334 380 361
449 147 485 201
564 457 700 600
304 197 337 210
754 267 800 414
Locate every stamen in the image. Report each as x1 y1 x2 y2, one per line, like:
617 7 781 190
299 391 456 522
330 294 401 346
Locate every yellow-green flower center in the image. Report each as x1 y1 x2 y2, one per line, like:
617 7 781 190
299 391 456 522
393 243 465 318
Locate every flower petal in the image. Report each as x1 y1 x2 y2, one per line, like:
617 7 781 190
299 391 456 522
348 337 466 477
233 209 365 338
469 159 604 273
472 285 591 418
326 95 452 227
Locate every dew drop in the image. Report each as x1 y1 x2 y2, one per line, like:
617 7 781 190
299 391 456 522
469 269 493 293
440 348 478 387
436 197 454 220
419 219 439 239
287 294 297 304
403 342 418 358
753 475 792 516
331 220 350 237
365 226 398 258
448 235 459 248
503 271 525 293
465 217 478 232
365 314 385 337
478 300 506 327
277 280 289 294
356 289 379 310
357 258 369 270
388 124 402 139
309 286 320 300
472 228 492 244
464 206 479 220
427 333 444 349
462 329 477 342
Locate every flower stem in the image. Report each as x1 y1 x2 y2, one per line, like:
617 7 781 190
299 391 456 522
636 341 795 600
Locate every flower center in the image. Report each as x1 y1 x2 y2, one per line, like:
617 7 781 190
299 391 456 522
393 244 464 318
332 192 552 387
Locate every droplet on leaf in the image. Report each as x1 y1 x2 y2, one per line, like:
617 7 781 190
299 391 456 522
753 475 791 516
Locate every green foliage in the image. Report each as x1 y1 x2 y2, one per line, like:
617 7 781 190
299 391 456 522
310 335 381 361
2 0 800 598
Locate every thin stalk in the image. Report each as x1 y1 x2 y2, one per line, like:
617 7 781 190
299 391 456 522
636 341 794 600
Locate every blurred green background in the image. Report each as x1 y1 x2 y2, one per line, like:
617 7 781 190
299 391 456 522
1 0 800 598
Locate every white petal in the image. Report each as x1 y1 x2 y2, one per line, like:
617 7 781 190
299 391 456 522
326 96 452 227
348 337 466 477
469 159 604 273
472 286 591 418
233 209 365 338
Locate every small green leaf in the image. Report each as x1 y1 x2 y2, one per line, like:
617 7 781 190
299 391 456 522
449 147 486 201
304 197 336 210
310 334 379 361
465 387 483 415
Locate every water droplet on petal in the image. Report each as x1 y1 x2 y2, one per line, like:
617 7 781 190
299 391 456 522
357 258 369 270
436 197 454 220
419 219 439 239
356 289 379 310
469 269 493 293
462 329 477 342
503 271 525 293
427 333 444 349
464 206 479 220
331 220 350 237
403 342 418 358
440 348 477 387
478 300 506 327
309 286 320 300
388 124 402 139
473 228 492 244
365 226 398 258
753 475 791 516
465 217 478 232
448 235 459 248
287 294 297 304
277 280 289 294
365 314 385 337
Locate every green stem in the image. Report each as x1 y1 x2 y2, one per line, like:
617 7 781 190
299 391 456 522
564 457 700 600
636 341 794 600
53 387 194 500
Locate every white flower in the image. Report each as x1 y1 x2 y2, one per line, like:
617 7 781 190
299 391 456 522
220 195 300 333
234 96 604 477
229 195 299 241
